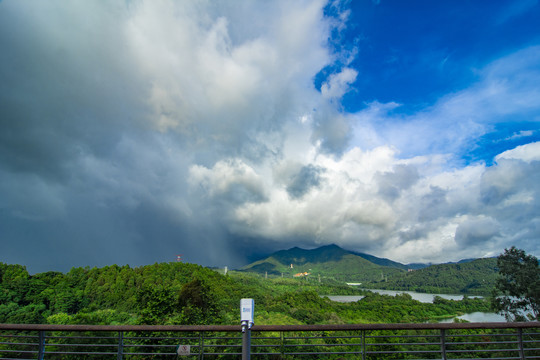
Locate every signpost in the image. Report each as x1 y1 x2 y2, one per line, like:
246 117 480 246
176 344 190 356
241 298 254 360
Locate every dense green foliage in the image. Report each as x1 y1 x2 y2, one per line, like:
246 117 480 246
491 247 540 321
1 261 493 326
1 262 240 325
260 290 490 324
363 258 498 295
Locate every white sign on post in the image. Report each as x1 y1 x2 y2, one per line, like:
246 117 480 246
176 344 190 356
240 298 254 323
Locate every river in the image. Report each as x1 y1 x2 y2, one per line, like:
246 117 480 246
324 289 483 303
439 312 506 322
323 289 507 322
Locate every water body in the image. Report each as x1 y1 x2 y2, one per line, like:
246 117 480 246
326 289 482 303
365 289 483 302
324 290 505 323
440 312 506 323
324 295 365 302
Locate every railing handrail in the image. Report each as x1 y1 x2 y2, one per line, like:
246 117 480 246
1 321 539 332
2 322 539 359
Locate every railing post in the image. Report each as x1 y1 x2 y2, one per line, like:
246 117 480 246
517 328 525 360
117 331 123 360
242 322 251 360
280 331 285 358
199 331 204 360
37 330 45 360
440 329 447 360
362 330 366 360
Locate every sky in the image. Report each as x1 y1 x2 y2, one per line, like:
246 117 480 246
1 0 539 274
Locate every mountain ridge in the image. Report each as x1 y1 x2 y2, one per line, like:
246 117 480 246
243 244 431 270
244 244 491 269
241 244 412 283
240 244 498 294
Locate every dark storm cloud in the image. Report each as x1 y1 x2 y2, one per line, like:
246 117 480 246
0 0 334 272
286 164 324 199
418 186 448 221
0 2 145 182
397 224 430 242
375 164 419 201
454 217 501 247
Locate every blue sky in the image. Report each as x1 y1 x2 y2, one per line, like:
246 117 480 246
340 1 540 108
333 0 540 163
1 0 539 273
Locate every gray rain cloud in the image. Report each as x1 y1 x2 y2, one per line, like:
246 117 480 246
286 165 325 199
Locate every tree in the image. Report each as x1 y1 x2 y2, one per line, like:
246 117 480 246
178 278 219 324
491 247 540 321
136 285 177 324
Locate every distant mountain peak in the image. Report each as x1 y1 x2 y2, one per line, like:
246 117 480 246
239 244 496 294
240 244 412 282
318 244 342 249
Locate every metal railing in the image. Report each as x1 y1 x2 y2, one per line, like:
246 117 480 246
1 322 539 359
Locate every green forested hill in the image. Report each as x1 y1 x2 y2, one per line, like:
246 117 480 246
241 245 498 295
363 257 498 295
0 261 492 326
241 244 406 282
0 262 247 325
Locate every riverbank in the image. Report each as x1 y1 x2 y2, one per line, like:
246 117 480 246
321 289 500 323
324 288 483 303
